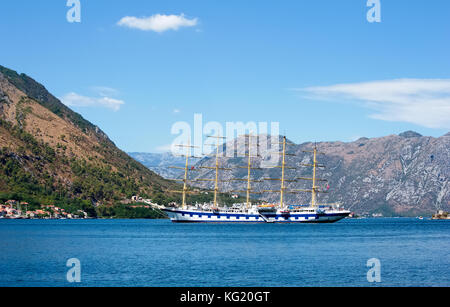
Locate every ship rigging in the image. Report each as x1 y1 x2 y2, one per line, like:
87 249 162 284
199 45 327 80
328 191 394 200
159 135 350 223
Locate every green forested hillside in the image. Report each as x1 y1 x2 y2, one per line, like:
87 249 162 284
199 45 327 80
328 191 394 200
0 66 244 218
0 66 178 217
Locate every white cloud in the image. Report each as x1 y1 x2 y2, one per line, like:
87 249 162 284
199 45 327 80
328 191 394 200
173 109 181 114
60 92 125 111
117 14 198 33
298 79 450 129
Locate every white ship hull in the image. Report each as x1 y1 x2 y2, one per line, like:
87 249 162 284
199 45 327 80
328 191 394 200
163 208 350 224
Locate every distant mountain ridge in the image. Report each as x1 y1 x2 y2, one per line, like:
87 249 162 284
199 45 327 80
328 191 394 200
128 152 201 179
191 133 449 216
134 133 449 216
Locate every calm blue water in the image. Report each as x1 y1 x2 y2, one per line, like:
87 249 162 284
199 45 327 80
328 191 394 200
0 218 449 287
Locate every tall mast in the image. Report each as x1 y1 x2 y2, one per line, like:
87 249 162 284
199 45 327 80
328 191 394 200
197 135 229 208
312 146 317 207
262 136 298 208
213 135 221 207
243 134 261 209
294 145 328 208
229 134 261 210
280 136 287 209
182 143 190 209
169 142 199 209
246 147 252 209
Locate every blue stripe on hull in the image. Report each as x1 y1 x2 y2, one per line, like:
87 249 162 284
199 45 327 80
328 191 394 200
162 209 349 224
170 219 345 224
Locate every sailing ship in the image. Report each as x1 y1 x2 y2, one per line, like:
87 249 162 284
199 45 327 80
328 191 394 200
160 135 351 223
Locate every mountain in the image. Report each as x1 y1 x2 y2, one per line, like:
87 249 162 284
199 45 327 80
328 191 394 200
128 152 200 179
188 134 449 216
0 65 176 211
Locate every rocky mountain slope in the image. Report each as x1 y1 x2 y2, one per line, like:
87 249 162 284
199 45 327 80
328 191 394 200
128 152 200 179
0 65 176 208
187 134 449 216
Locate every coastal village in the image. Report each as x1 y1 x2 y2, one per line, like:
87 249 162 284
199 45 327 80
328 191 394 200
432 210 450 220
0 196 158 220
0 200 88 219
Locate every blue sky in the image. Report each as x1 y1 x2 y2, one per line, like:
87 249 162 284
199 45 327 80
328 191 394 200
1 0 449 152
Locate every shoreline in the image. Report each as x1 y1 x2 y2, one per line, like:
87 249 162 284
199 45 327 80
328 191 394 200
1 216 447 221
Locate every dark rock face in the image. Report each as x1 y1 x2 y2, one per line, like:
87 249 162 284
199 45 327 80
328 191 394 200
0 74 11 113
187 134 449 216
0 79 10 117
399 131 423 138
0 91 6 116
